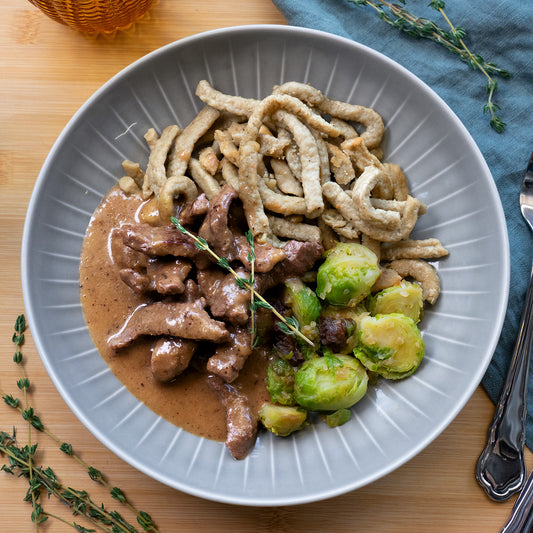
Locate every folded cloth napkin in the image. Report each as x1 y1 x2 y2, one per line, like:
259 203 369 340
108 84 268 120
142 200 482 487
273 0 533 449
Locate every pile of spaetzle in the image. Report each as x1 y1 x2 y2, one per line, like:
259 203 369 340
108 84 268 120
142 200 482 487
118 80 448 304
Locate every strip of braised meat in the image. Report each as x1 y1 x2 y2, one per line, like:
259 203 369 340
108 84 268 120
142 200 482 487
207 326 253 383
197 267 250 326
108 301 229 349
198 184 240 261
255 240 324 293
198 184 287 273
120 223 202 258
182 278 202 302
111 228 148 270
119 258 192 295
178 192 209 225
207 375 258 460
151 337 198 382
234 235 286 273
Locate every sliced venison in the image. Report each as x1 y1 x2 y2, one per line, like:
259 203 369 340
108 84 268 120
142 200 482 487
120 223 201 258
108 302 229 349
207 326 253 383
119 258 192 295
178 193 209 225
197 268 250 326
207 375 258 460
257 240 324 293
151 337 198 382
198 184 240 261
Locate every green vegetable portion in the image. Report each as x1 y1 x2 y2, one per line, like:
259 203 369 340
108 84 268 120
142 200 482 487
266 358 296 406
283 277 321 347
316 243 380 306
323 408 351 428
261 242 435 439
259 403 307 437
368 281 423 323
294 352 368 411
284 278 321 327
354 313 425 379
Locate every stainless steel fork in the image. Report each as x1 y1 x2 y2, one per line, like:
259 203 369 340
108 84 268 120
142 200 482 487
501 469 533 532
476 151 533 501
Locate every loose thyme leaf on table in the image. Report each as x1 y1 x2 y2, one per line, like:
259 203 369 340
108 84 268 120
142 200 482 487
1 315 160 533
347 0 510 132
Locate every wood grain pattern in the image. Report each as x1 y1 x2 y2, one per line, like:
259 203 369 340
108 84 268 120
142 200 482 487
0 1 527 531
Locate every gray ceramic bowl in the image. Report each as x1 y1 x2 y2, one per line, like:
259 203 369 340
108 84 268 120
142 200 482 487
22 25 509 505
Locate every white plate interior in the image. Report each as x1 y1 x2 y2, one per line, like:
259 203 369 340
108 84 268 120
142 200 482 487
22 25 509 505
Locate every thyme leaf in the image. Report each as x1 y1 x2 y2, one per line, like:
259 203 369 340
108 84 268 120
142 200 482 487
110 487 126 504
60 442 74 455
88 466 103 482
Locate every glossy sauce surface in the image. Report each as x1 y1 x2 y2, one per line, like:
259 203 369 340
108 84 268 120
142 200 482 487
79 186 269 442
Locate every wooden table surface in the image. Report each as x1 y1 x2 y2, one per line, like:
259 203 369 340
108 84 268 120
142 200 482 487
0 1 528 531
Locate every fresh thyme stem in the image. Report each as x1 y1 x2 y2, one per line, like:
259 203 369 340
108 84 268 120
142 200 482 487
2 315 160 533
346 0 509 132
432 4 506 132
12 315 40 531
21 371 39 533
0 437 113 532
41 510 105 533
246 230 257 347
0 389 159 532
170 217 315 347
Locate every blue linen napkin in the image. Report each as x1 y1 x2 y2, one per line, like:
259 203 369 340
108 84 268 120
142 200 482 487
273 0 533 449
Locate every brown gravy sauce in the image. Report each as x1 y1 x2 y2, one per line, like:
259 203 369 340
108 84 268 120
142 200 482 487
79 186 269 442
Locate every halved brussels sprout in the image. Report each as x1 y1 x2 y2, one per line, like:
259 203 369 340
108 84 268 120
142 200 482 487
294 352 368 411
354 313 425 379
316 243 380 307
259 403 307 436
368 281 423 323
266 358 296 406
284 278 321 326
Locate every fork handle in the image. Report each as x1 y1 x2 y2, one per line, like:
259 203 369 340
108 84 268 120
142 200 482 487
476 262 533 501
501 469 533 532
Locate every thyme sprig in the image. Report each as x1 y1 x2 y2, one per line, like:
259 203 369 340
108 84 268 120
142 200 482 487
245 230 258 347
11 314 41 532
1 315 159 532
347 0 510 132
0 434 132 533
170 217 315 347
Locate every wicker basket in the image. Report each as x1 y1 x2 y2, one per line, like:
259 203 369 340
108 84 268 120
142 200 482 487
27 0 154 34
